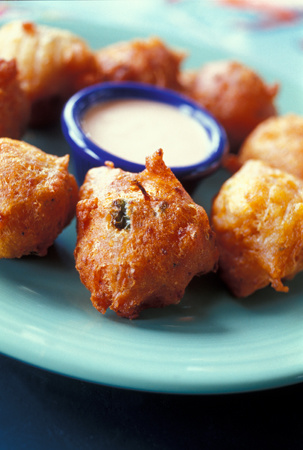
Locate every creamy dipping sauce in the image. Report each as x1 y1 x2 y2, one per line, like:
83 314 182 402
82 99 211 167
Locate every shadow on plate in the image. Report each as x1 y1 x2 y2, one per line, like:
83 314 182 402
105 268 303 335
104 272 234 335
236 272 303 313
0 223 91 312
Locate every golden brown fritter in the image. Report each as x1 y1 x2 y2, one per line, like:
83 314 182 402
211 159 303 297
95 36 185 90
75 149 218 319
238 114 303 179
0 21 99 126
182 60 279 151
0 59 30 139
0 138 78 258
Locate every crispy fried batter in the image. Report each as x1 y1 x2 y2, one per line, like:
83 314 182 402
182 60 279 151
95 36 185 90
211 159 303 297
0 59 30 138
0 138 78 258
238 114 303 179
0 21 99 126
75 149 218 319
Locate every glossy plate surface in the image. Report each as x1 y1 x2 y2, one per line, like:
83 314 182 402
1 3 303 394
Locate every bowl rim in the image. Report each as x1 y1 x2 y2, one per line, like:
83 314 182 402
61 81 229 179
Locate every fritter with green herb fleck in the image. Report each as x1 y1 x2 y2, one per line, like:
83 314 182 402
75 149 218 319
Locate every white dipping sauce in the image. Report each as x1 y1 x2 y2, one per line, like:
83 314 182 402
82 99 211 167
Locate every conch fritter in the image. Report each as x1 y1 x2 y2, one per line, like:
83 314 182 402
95 36 185 90
238 114 303 179
0 138 78 258
211 159 303 297
0 59 30 139
0 21 98 126
182 60 279 150
75 149 218 319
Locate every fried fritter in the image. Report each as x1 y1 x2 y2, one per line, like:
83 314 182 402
75 149 218 319
211 159 303 297
0 138 78 258
0 21 98 126
182 60 279 150
0 59 30 138
95 36 185 90
238 114 303 179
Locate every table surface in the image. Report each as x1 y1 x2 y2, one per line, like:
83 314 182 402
1 1 303 448
1 352 303 450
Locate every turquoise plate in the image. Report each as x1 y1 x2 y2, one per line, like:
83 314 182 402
0 4 303 394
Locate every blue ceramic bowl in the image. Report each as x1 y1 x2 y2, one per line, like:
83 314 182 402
61 81 229 185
